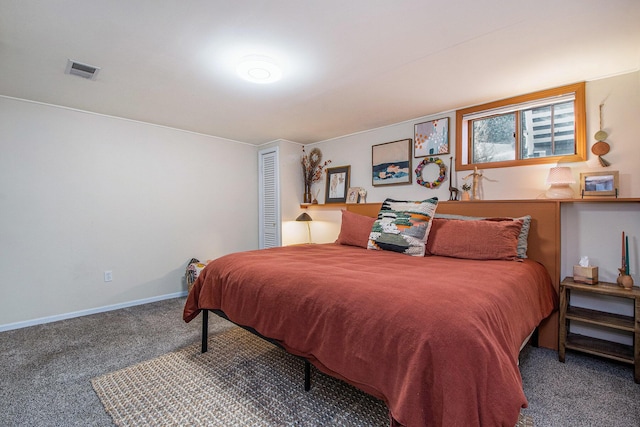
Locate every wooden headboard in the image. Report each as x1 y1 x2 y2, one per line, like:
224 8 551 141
347 200 561 350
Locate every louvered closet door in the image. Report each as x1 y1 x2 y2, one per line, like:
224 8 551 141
258 147 281 249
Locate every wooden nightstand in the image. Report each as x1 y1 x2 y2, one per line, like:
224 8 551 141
559 277 640 383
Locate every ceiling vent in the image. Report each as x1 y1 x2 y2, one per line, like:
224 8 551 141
65 59 100 80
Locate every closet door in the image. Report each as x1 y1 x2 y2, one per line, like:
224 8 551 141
258 147 281 248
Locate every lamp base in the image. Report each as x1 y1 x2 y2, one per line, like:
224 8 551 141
545 184 574 199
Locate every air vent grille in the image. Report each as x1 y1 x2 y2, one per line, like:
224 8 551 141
65 59 100 80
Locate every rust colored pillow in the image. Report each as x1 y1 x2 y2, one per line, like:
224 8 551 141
425 218 523 260
336 210 376 248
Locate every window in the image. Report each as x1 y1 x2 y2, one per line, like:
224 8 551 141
455 82 586 171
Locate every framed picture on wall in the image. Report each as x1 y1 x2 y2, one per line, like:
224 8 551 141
580 171 619 198
325 166 351 203
414 117 449 157
371 139 412 186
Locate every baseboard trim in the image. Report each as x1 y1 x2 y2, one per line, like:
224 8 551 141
0 291 189 332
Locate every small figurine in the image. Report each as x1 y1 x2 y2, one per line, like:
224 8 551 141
448 157 459 201
617 268 634 290
463 166 483 200
358 188 367 203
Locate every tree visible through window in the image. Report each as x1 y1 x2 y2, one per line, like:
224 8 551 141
472 113 516 163
456 82 586 171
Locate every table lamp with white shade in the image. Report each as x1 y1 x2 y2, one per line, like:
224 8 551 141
545 166 576 199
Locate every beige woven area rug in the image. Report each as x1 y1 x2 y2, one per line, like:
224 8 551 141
92 327 534 426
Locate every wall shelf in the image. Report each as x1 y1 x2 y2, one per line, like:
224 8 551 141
301 198 640 210
301 203 373 210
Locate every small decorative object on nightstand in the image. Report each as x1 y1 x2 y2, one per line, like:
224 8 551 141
558 277 639 383
618 269 635 290
617 231 634 289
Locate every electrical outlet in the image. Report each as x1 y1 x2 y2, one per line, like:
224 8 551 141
104 271 113 282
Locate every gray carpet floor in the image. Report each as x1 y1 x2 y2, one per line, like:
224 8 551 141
1 297 638 426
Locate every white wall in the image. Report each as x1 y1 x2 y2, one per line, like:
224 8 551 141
559 63 640 348
0 97 258 328
3 71 637 334
292 71 640 246
560 72 640 279
306 71 639 204
283 71 640 344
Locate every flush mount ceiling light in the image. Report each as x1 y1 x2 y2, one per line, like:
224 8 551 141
236 55 282 84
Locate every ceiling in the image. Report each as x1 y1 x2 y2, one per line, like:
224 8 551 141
1 0 639 145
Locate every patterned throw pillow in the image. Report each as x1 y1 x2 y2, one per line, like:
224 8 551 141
367 198 439 256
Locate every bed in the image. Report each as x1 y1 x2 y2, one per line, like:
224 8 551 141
184 199 560 427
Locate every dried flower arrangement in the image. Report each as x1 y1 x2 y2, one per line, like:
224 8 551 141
301 147 331 203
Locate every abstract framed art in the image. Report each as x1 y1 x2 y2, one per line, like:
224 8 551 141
372 139 412 187
414 117 449 157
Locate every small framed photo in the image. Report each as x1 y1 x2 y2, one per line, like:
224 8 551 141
414 117 449 157
372 139 412 187
325 166 351 203
580 171 619 198
346 187 362 204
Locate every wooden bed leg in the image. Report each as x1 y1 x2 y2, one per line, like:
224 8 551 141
304 360 311 391
201 310 208 353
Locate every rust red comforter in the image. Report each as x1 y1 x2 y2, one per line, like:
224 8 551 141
183 244 556 427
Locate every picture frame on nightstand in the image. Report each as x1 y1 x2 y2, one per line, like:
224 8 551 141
580 171 619 198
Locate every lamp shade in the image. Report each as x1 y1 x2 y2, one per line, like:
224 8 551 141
545 166 575 199
546 167 576 185
296 212 313 222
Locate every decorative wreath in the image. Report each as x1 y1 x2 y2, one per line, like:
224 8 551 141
415 157 446 189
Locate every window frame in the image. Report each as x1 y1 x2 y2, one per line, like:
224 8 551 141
455 82 586 171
